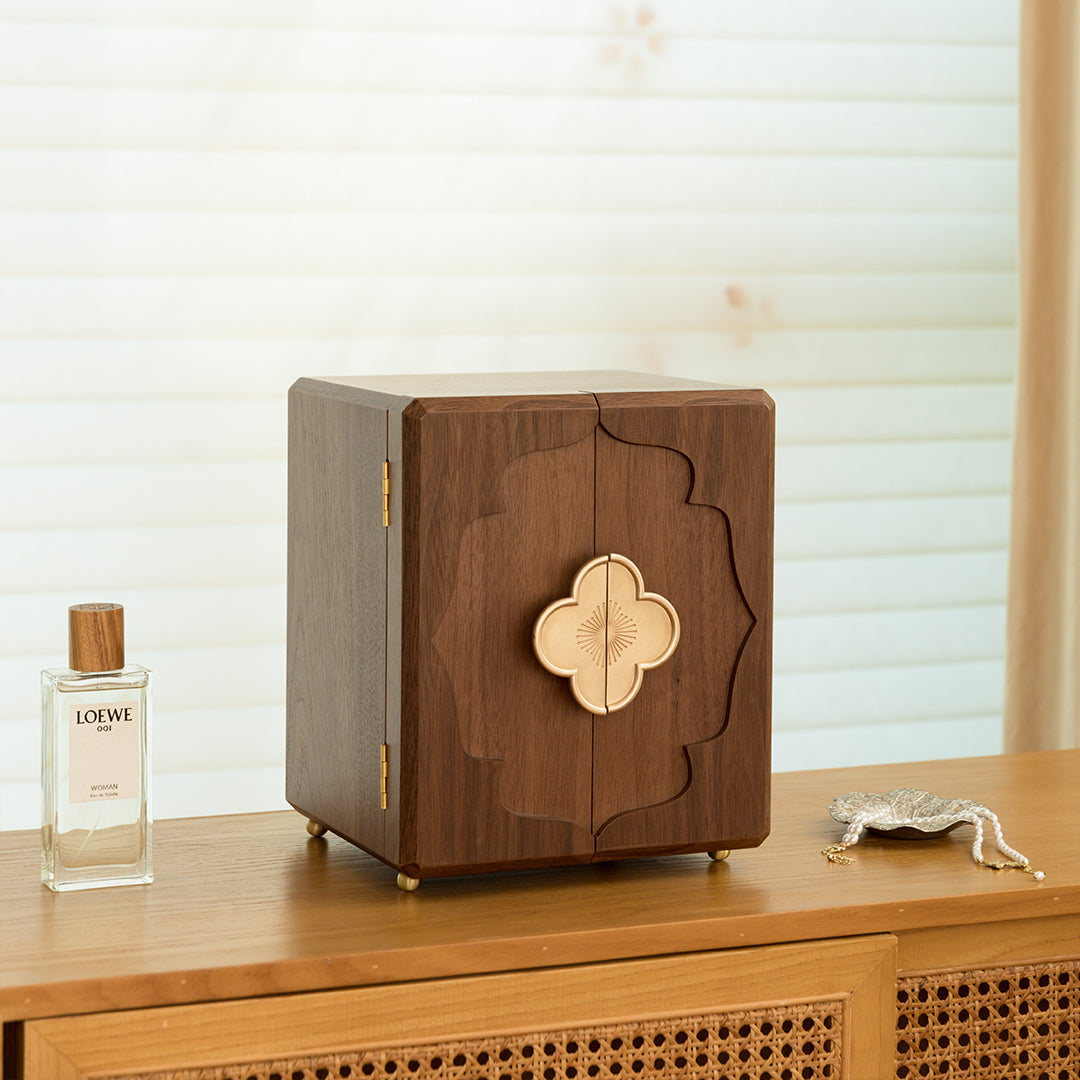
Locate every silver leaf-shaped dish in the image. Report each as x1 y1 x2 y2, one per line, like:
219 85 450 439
823 787 1044 879
828 788 989 840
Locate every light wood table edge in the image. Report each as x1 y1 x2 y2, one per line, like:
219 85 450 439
897 912 1080 977
23 935 897 1080
5 750 1080 1026
7 891 1076 1027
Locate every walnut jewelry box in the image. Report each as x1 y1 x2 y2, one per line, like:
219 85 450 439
286 371 774 889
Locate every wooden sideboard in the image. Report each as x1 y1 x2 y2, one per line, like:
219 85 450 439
2 751 1077 1080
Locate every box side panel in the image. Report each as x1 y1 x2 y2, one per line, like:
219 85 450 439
591 390 774 856
400 394 600 877
286 384 390 859
383 405 406 868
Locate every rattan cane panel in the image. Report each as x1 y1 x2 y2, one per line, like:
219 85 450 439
112 1000 844 1080
896 959 1080 1079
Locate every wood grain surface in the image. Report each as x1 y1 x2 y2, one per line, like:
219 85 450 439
22 937 897 1079
286 380 395 856
1 751 1077 1025
432 433 597 830
593 392 774 856
67 602 125 673
591 425 760 850
315 370 728 399
401 393 600 874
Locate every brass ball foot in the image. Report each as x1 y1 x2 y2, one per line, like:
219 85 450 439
396 872 421 892
306 819 328 838
707 850 730 862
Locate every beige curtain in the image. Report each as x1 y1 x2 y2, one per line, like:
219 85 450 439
1005 0 1080 751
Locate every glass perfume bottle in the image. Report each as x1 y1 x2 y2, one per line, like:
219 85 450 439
41 603 152 891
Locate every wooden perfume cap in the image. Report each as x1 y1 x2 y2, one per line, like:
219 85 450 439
68 603 125 672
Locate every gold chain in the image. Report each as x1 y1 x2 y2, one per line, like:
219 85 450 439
980 860 1045 879
821 844 855 865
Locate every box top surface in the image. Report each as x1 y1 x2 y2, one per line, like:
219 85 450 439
305 370 744 400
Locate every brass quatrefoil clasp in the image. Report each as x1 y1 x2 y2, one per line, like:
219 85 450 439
532 554 680 715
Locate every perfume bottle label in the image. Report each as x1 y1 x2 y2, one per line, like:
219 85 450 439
68 700 141 803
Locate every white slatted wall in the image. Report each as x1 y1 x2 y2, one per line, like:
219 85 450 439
0 0 1018 829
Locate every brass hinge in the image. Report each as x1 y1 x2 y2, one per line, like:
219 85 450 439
380 743 389 810
382 461 391 528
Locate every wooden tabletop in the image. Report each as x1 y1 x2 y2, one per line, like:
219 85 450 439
2 750 1077 1023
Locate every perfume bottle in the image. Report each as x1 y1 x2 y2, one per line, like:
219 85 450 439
41 603 152 891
